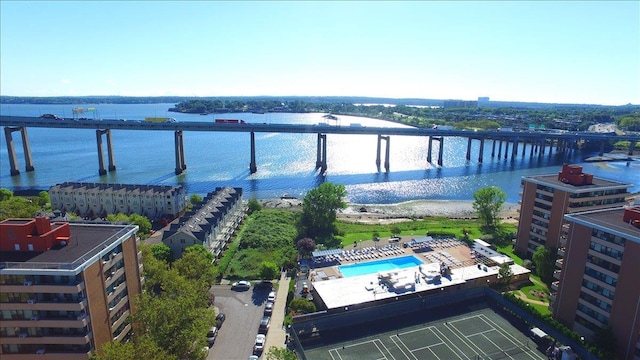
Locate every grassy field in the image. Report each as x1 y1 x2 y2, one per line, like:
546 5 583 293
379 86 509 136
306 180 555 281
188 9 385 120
336 217 505 247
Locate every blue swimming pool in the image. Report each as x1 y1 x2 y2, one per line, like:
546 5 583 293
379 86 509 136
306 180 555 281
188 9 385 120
339 255 424 278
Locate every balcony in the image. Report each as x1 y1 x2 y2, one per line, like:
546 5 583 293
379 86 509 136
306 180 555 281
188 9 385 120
549 293 556 303
1 331 92 346
1 315 89 328
0 298 88 312
1 281 86 294
2 351 91 360
555 258 564 269
113 323 132 342
553 270 562 280
557 248 565 257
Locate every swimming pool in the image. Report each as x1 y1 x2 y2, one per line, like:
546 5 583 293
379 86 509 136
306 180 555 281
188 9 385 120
339 255 424 278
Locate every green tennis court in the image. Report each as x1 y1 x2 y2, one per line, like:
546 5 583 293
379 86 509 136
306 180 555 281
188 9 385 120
302 304 547 360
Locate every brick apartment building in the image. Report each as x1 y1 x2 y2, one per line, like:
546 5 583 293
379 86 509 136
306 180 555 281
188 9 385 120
554 206 640 360
515 164 632 256
0 217 143 359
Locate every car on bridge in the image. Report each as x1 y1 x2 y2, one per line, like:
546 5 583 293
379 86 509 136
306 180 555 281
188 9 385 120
40 114 64 120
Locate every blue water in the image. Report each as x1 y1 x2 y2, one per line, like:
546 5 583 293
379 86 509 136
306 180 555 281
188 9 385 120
339 255 424 277
1 103 639 203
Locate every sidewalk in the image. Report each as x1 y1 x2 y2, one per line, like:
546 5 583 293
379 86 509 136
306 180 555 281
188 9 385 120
262 271 291 356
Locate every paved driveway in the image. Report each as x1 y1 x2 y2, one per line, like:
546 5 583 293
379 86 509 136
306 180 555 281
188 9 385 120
207 284 271 360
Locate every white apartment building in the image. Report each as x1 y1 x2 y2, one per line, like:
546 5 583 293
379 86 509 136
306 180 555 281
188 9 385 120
49 182 186 221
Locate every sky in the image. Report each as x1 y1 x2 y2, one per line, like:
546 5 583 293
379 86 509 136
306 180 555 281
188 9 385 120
1 1 638 105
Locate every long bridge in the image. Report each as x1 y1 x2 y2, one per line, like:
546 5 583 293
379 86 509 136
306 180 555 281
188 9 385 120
1 115 638 176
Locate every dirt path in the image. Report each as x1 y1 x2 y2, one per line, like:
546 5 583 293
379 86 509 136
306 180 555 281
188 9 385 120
512 290 549 306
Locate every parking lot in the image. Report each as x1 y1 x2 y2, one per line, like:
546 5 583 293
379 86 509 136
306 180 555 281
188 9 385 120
207 283 273 360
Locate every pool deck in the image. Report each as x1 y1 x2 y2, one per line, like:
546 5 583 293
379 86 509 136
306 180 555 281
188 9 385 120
309 237 526 310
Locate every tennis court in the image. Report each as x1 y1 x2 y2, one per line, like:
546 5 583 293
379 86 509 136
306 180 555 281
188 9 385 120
302 304 547 360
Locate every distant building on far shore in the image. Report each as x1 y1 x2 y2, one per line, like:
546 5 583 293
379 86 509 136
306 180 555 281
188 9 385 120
442 99 478 108
477 97 490 106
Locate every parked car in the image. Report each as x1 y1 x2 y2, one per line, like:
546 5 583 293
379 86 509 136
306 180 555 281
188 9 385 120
259 316 270 333
267 291 276 302
206 326 218 346
231 280 251 291
249 356 259 360
264 301 274 315
215 312 226 328
253 334 266 354
40 114 63 120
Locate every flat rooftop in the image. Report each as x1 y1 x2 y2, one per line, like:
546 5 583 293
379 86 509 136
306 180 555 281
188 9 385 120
524 173 631 192
311 240 528 310
0 223 137 271
565 207 640 242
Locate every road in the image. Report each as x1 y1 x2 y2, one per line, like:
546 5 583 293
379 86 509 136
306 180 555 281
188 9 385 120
207 284 272 360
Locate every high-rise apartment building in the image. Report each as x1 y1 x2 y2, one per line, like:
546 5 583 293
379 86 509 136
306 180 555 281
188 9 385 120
0 217 142 359
515 164 631 256
553 206 640 360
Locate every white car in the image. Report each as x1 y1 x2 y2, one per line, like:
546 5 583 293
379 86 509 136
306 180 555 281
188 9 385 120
253 334 266 353
267 291 276 302
231 280 251 291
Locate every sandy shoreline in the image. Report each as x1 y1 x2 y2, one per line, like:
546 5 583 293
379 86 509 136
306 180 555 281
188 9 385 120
260 199 521 224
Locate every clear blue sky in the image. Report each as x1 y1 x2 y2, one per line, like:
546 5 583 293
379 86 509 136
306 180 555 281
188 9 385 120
1 1 638 105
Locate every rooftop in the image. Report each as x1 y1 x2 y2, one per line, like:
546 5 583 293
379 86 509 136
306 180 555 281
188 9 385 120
565 207 640 243
524 173 631 193
310 239 528 310
0 223 137 272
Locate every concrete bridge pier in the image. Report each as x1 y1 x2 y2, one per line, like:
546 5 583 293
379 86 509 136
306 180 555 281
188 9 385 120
376 135 390 172
511 138 519 160
466 138 472 161
174 130 186 175
4 126 35 176
491 139 496 158
529 141 536 158
316 134 327 171
249 132 257 173
497 139 503 158
427 136 444 166
96 129 116 175
478 139 484 163
599 140 606 157
503 139 510 160
629 141 637 155
437 136 444 166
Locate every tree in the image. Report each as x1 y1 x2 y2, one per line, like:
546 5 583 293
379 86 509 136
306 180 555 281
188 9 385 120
298 182 347 246
296 237 316 258
264 347 297 360
532 245 557 285
92 334 175 360
498 263 513 286
472 186 506 228
259 261 279 280
38 191 50 207
247 198 262 214
173 245 217 287
129 213 152 235
189 194 202 206
289 297 317 314
0 196 40 220
0 188 13 201
390 225 401 237
150 243 174 263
